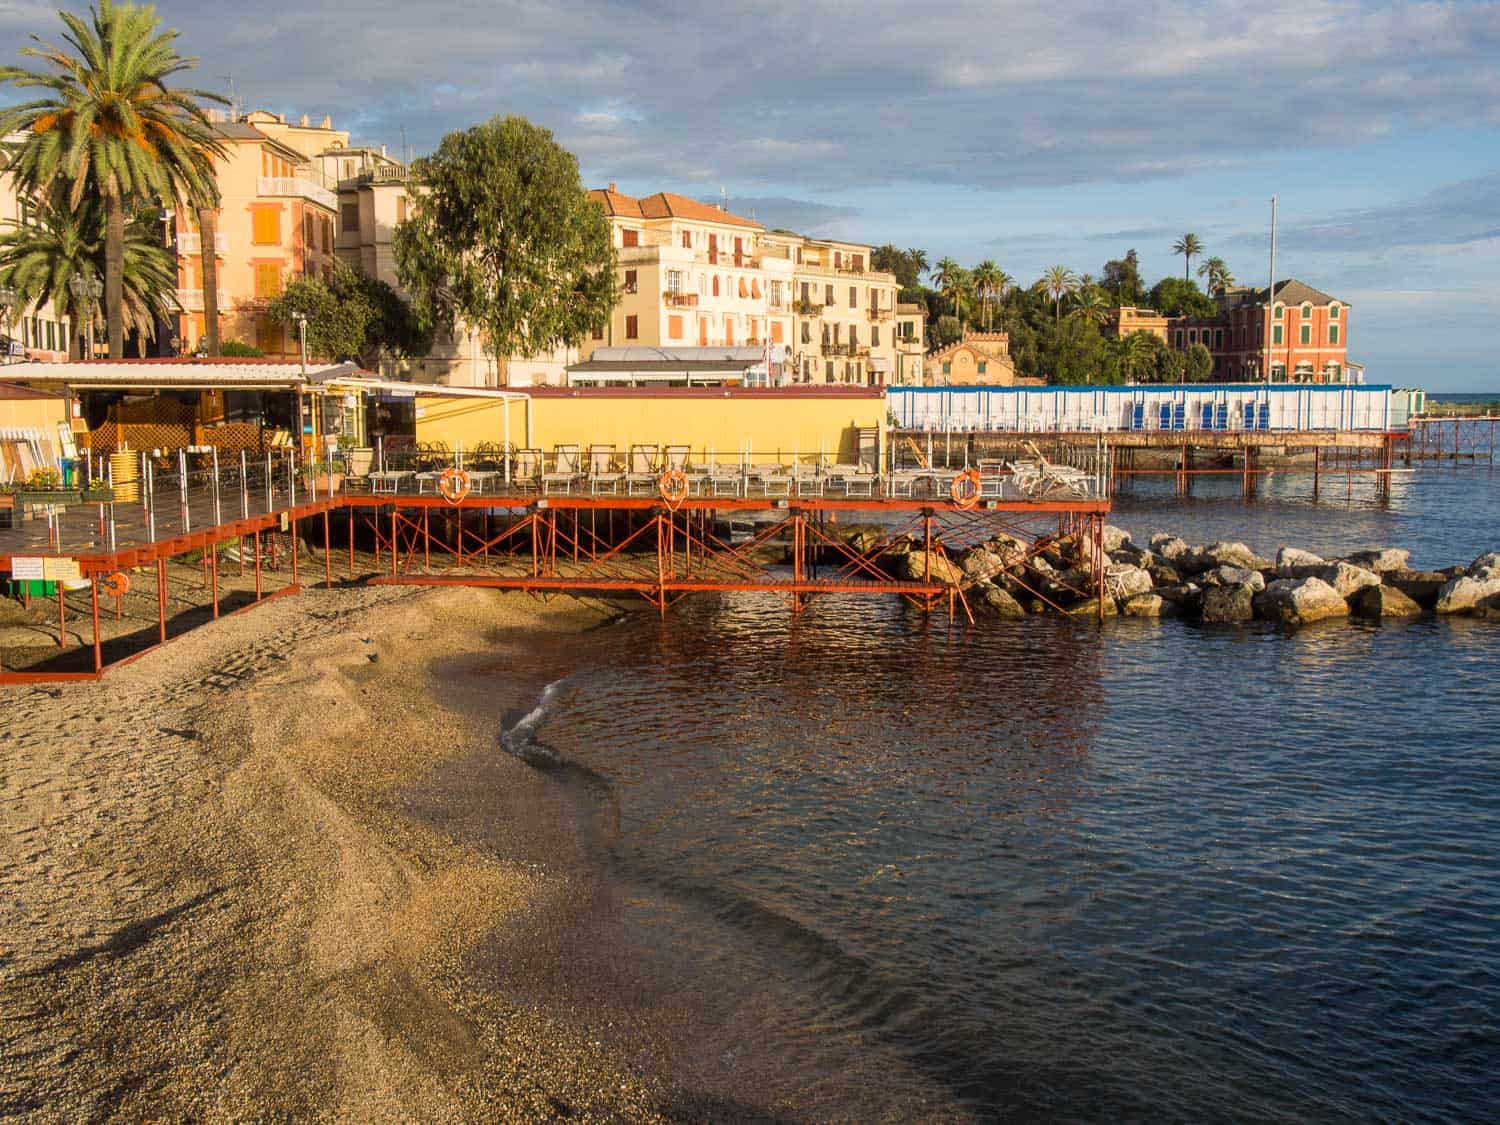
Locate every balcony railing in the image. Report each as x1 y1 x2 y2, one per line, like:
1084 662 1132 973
869 306 893 321
257 176 338 210
176 232 227 256
176 288 231 311
664 291 699 308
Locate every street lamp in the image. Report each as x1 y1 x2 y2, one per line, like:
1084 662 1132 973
68 274 103 359
289 310 308 375
0 285 15 363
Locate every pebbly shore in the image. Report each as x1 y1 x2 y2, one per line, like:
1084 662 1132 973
856 526 1500 626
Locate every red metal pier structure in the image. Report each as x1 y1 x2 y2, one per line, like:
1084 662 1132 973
0 453 1111 684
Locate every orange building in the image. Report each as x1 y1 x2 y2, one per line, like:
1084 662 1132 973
926 331 1036 386
1106 306 1170 342
1172 280 1352 382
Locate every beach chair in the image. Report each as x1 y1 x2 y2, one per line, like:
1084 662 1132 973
1172 403 1187 431
792 463 825 497
1200 403 1215 431
1131 403 1146 431
625 444 661 495
542 444 584 495
1258 402 1271 431
512 447 541 490
707 460 742 497
1214 403 1229 431
588 444 624 495
666 444 709 495
1158 403 1172 430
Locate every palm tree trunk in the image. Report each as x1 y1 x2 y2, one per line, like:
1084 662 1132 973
104 194 125 359
198 206 221 356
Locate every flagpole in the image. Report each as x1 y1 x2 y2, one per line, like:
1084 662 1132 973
1265 195 1277 383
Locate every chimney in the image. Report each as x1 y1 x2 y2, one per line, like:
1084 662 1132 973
321 116 332 129
608 181 617 192
299 114 309 127
277 112 286 123
380 144 387 157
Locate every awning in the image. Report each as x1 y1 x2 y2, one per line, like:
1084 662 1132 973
7 360 363 391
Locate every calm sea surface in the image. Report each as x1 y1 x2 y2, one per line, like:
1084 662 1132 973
506 465 1500 1121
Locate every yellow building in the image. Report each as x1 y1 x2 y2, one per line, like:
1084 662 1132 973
927 331 1032 386
1 135 75 361
895 302 927 386
174 111 342 357
785 236 901 386
1106 306 1170 341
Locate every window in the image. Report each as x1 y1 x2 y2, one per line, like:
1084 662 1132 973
1300 323 1311 345
303 213 314 248
1175 330 1184 348
668 314 683 340
666 270 682 295
826 360 834 380
621 228 639 248
682 231 691 249
849 325 858 347
1330 304 1340 320
942 361 952 375
849 286 857 308
977 361 987 374
592 325 603 341
834 251 842 268
1301 303 1312 321
46 321 55 350
825 285 834 305
725 319 734 345
252 207 280 245
1273 303 1284 319
1215 329 1223 348
340 203 359 233
872 325 880 347
624 269 638 294
1273 324 1283 345
1188 329 1197 344
852 254 863 271
770 281 782 307
625 314 638 339
771 321 784 343
255 263 283 298
1330 324 1340 344
712 275 720 297
801 321 811 344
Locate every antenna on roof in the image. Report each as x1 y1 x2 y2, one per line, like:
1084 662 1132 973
400 125 409 165
221 74 239 121
719 184 728 212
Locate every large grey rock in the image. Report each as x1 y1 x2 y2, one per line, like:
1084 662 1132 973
977 584 1027 618
1121 592 1177 618
1105 563 1153 600
1200 584 1256 623
1147 560 1183 586
1349 584 1424 619
1317 561 1382 598
1383 569 1447 609
1468 552 1500 579
1068 596 1118 618
1110 545 1155 569
1344 547 1411 574
957 546 1005 580
1201 565 1266 593
1192 540 1271 573
1253 577 1350 625
1156 583 1204 609
1150 534 1191 563
1435 573 1500 614
902 550 963 586
1276 546 1325 571
1102 524 1135 553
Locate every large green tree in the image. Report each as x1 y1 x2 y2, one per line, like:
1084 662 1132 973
1101 249 1145 305
931 257 969 328
0 0 225 359
1149 277 1215 318
1172 232 1204 281
1035 265 1080 324
1183 342 1214 382
267 262 430 368
1197 255 1234 296
0 186 175 357
394 115 616 368
971 260 1010 330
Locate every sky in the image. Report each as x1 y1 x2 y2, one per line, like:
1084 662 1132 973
3 0 1498 390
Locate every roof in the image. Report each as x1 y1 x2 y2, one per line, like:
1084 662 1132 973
0 380 62 401
214 121 269 142
1249 279 1344 307
6 360 362 391
587 346 766 364
928 332 1013 367
589 187 760 230
527 386 884 399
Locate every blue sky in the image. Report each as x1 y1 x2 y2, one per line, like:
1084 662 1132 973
4 0 1497 389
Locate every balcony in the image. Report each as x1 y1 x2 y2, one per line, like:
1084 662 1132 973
257 176 338 211
176 288 231 311
663 291 699 308
176 231 227 256
869 306 893 321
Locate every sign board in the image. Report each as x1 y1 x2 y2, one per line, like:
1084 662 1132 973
43 557 81 582
10 556 44 580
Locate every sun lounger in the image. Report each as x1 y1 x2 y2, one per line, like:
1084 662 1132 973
625 444 661 495
542 444 584 495
588 444 624 495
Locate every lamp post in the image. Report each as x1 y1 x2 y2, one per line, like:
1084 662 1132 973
0 285 15 364
68 274 103 360
290 310 310 458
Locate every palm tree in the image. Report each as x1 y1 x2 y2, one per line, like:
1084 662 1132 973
1197 255 1234 296
0 0 225 358
932 257 969 326
908 248 929 279
0 186 178 357
1120 331 1156 383
1035 265 1079 324
1172 233 1203 281
971 260 1007 330
1071 286 1110 326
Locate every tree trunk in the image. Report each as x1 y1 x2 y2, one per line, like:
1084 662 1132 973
198 206 221 356
105 194 125 359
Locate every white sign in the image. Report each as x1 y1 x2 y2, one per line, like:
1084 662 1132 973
10 556 44 580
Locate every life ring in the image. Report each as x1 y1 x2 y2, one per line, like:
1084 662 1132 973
658 469 689 509
99 571 130 598
438 467 471 504
951 468 982 509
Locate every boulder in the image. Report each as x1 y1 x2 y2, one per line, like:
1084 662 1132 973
1253 577 1350 626
1105 563 1153 600
1101 524 1135 553
957 546 1005 580
1349 584 1424 619
1110 545 1154 569
986 534 1030 567
1382 569 1447 609
1201 565 1266 593
901 550 963 586
977 584 1027 618
1200 584 1256 623
1150 534 1192 563
1435 573 1500 615
1276 546 1325 571
1344 547 1411 574
1121 592 1177 618
846 529 885 555
1190 540 1272 574
1468 552 1500 580
1317 561 1382 598
1068 596 1118 618
1156 583 1204 610
1147 560 1183 586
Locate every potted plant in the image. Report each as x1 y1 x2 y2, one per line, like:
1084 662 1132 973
300 461 345 494
80 476 115 503
16 468 81 506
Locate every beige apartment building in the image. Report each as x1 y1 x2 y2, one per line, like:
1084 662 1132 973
1 138 76 362
586 186 904 386
896 303 926 386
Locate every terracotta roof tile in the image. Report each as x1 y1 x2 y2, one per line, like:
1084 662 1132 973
587 188 644 218
637 191 761 230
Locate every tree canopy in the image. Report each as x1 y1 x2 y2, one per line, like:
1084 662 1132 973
394 115 617 362
1149 277 1216 318
267 262 430 367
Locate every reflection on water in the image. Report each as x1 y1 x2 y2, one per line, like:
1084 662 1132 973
509 471 1500 1120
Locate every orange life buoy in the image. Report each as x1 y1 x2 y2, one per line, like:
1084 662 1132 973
658 469 689 508
99 571 130 598
951 468 982 509
438 467 470 504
